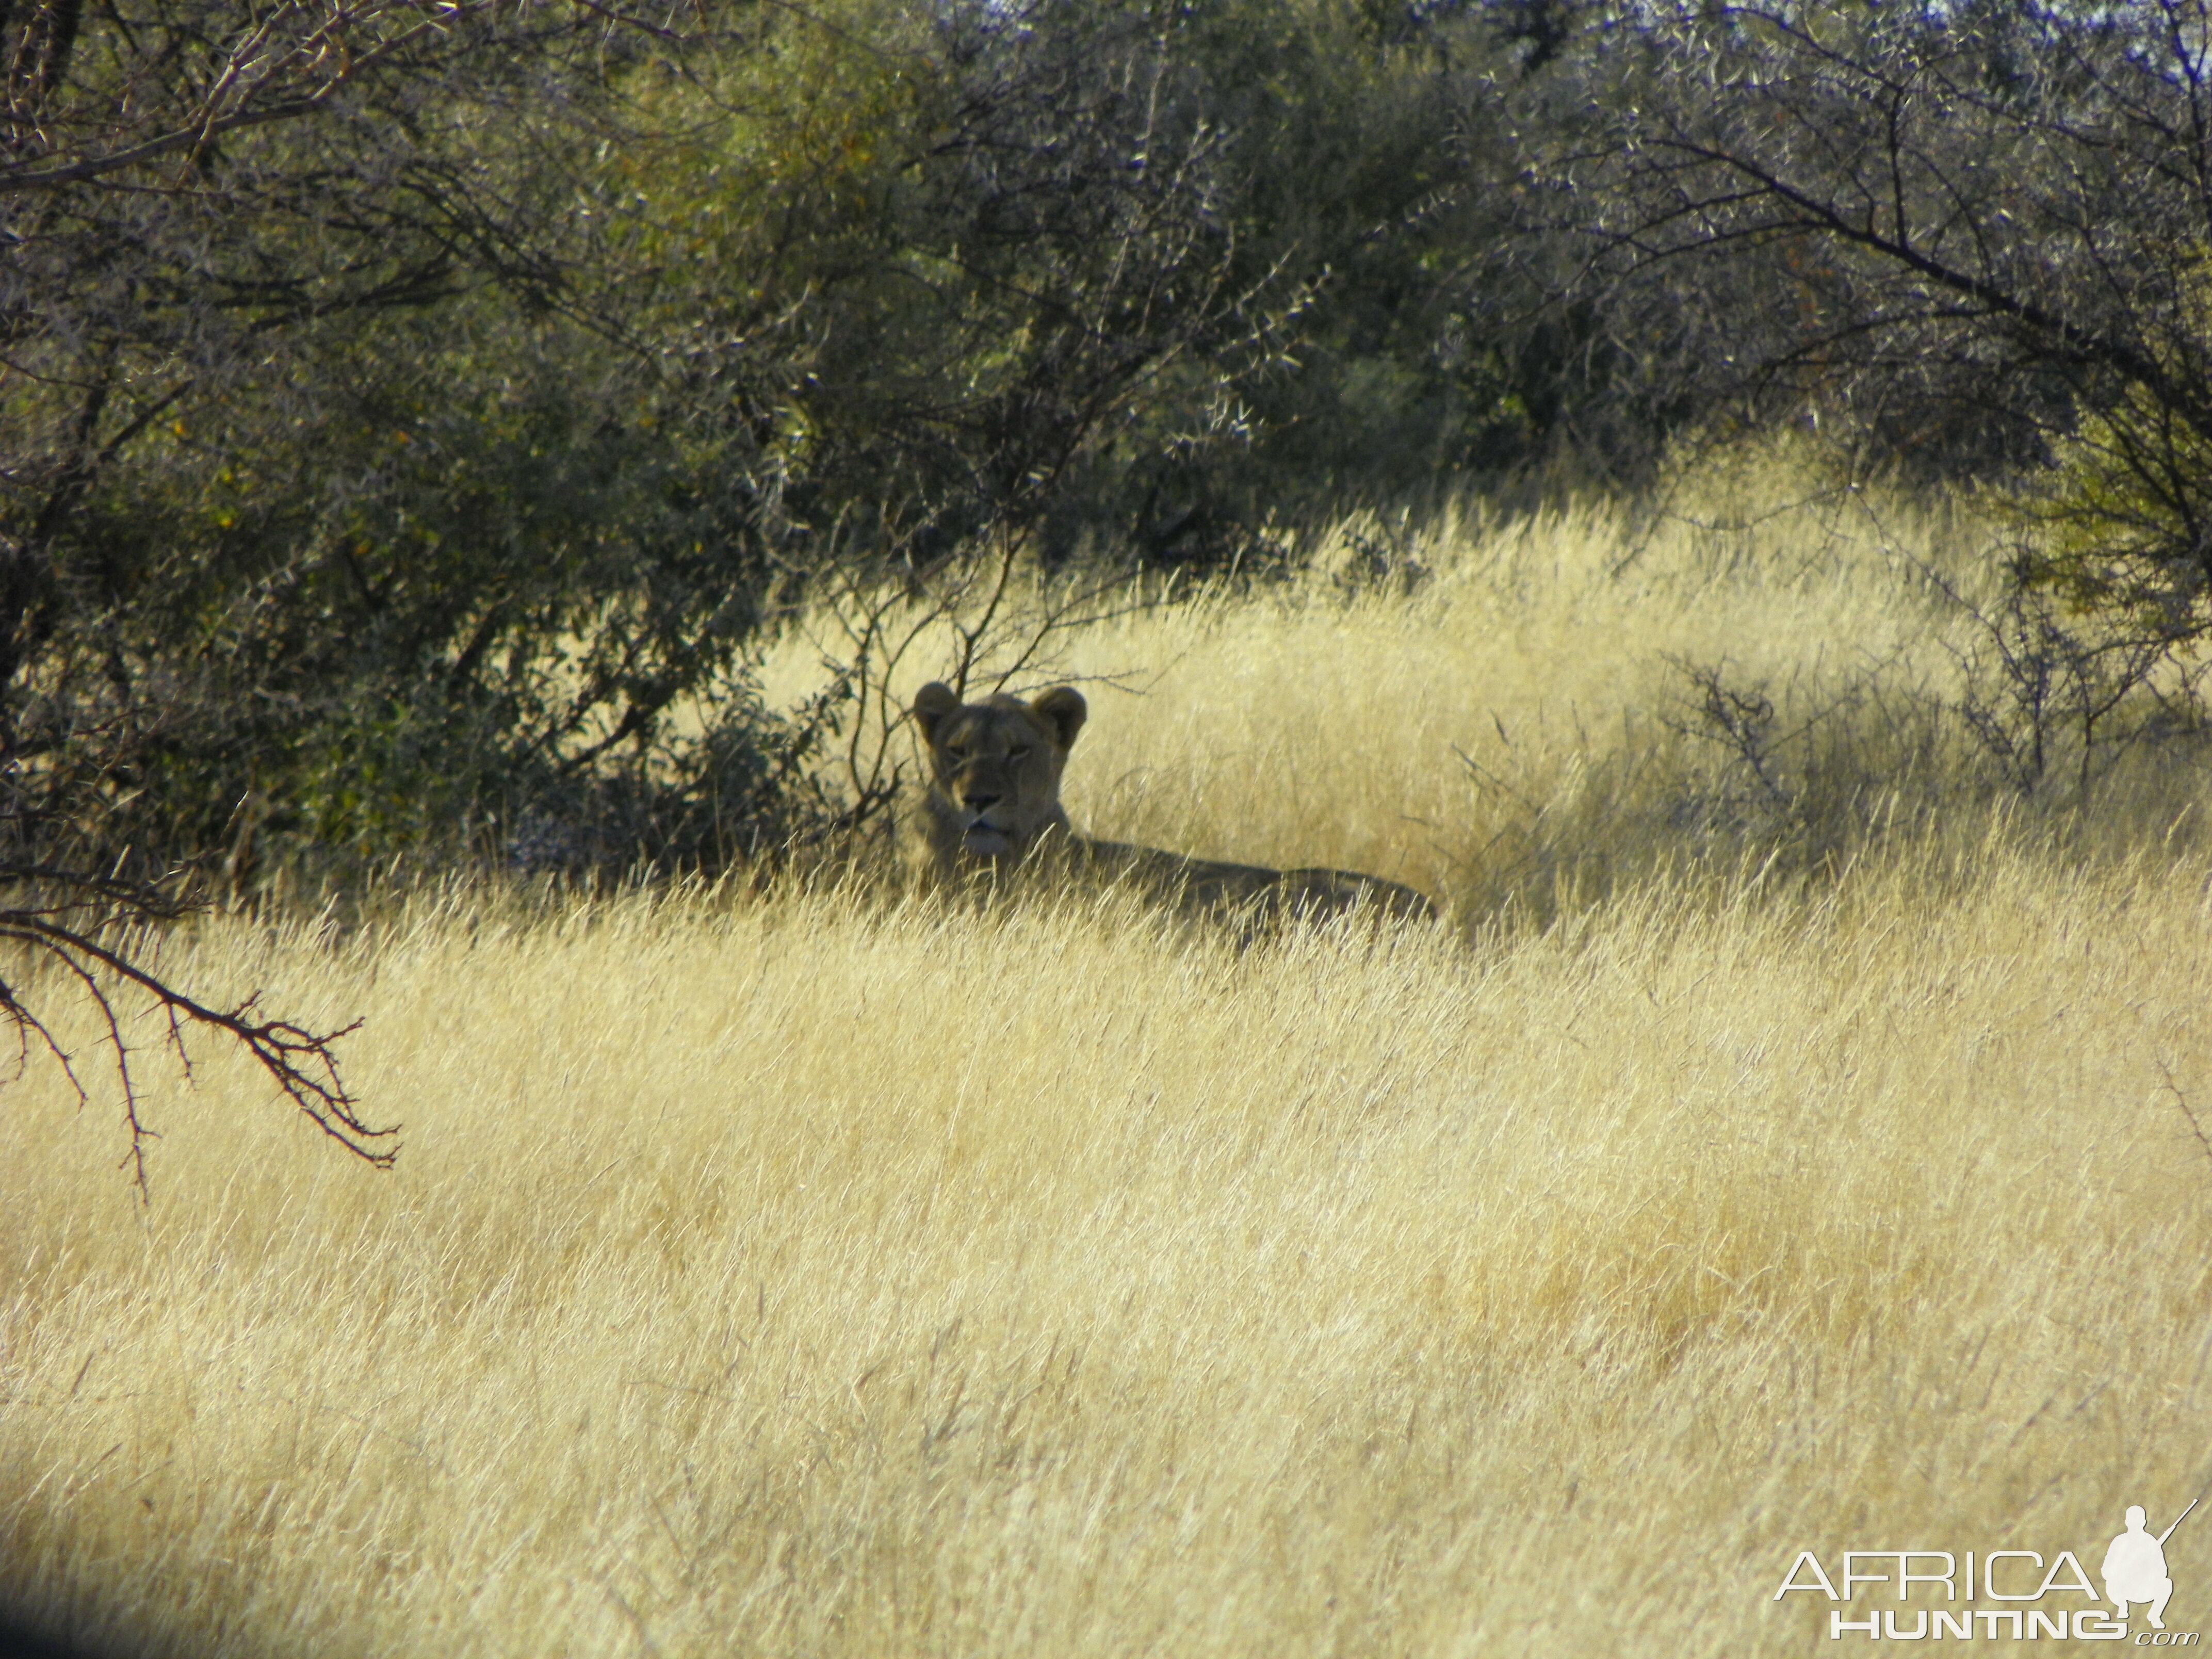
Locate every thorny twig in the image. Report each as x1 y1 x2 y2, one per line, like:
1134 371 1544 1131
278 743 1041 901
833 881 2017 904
0 867 386 1199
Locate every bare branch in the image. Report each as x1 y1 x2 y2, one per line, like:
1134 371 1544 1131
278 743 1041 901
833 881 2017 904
0 865 386 1198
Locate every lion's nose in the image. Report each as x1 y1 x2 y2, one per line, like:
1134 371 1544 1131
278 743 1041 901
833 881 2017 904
962 791 1000 813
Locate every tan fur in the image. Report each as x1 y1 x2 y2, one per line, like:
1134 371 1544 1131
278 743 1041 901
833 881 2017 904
904 682 1438 925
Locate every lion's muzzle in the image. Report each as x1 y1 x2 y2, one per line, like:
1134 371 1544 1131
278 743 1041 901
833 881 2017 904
961 818 1016 858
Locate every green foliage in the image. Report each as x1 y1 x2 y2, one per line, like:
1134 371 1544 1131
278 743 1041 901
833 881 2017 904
31 275 806 873
2033 368 2212 640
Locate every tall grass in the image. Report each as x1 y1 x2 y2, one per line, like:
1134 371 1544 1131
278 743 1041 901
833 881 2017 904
762 454 2209 920
6 467 2212 1657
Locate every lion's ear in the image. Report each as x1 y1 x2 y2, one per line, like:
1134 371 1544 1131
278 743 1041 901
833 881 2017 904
1031 686 1087 751
913 681 961 744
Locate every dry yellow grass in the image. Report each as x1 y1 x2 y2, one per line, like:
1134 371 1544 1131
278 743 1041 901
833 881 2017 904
764 456 2208 921
6 471 2212 1658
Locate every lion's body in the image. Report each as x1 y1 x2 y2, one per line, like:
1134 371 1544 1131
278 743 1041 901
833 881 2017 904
902 682 1437 925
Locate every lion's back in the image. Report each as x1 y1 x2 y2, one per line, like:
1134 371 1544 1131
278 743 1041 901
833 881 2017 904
1066 836 1437 924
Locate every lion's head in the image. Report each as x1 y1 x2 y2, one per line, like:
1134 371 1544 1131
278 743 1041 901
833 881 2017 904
911 681 1088 864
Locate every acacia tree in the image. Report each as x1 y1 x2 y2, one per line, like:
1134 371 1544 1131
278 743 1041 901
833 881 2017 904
1531 0 2212 783
1560 0 2212 547
0 0 732 1183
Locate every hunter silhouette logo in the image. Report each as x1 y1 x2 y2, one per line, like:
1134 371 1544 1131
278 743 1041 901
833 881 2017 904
2107 1501 2195 1631
1776 1497 2203 1641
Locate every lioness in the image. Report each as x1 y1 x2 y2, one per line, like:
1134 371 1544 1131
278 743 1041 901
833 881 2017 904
905 680 1438 924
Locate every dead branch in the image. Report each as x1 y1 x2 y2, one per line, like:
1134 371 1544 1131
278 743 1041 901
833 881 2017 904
0 864 386 1198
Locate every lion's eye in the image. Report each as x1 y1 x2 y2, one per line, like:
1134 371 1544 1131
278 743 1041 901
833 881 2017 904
1008 745 1031 760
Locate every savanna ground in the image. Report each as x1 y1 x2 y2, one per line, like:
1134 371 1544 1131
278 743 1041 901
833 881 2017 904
6 462 2212 1657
